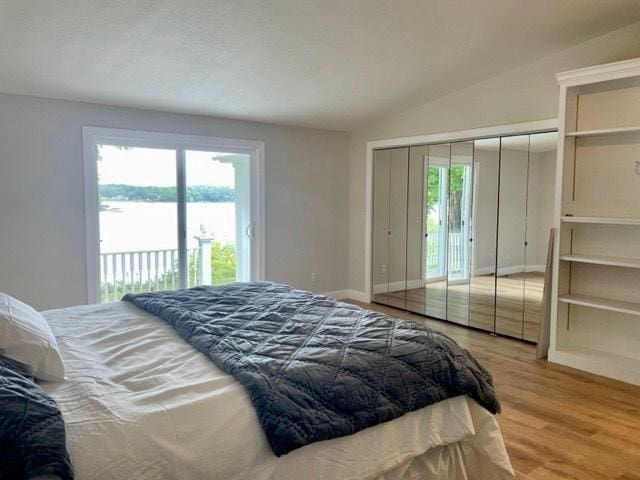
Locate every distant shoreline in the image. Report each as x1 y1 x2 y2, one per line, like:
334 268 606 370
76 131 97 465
99 184 235 203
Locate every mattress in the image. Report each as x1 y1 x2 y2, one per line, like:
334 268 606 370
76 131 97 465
42 301 514 480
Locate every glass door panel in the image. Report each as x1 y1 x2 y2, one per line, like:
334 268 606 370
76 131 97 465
387 148 409 310
523 132 557 341
424 143 449 319
469 138 500 332
406 146 427 314
495 135 529 338
185 151 251 288
446 141 473 325
97 145 178 302
372 150 391 306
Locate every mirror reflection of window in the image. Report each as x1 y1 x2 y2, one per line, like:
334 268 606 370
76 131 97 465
370 131 557 343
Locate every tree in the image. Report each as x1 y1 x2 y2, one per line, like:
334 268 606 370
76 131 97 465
425 166 465 233
99 184 235 202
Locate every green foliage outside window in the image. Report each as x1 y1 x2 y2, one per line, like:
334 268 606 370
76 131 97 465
101 241 237 303
99 184 235 203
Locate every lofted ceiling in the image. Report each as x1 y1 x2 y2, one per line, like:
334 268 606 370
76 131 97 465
1 1 639 131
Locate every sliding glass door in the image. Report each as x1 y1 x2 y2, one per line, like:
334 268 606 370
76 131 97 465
184 151 250 288
93 135 258 303
97 146 180 301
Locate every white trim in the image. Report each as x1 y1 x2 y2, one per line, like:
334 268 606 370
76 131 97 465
556 57 640 87
366 119 557 151
321 289 351 300
364 119 558 302
82 126 265 304
346 289 370 303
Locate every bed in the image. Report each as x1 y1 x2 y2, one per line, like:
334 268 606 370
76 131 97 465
33 284 514 480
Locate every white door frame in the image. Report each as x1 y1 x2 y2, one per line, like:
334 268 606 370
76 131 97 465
364 118 557 302
82 126 266 304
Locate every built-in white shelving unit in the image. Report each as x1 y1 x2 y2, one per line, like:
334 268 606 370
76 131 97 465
550 57 640 386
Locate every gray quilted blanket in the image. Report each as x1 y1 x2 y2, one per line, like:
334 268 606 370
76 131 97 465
123 282 500 456
0 355 73 480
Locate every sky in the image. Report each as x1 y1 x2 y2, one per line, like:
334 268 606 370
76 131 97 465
97 145 244 187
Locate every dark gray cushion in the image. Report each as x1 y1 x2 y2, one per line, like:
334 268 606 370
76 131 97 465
0 356 73 480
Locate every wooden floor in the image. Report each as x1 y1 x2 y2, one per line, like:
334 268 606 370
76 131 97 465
374 272 545 341
347 300 640 480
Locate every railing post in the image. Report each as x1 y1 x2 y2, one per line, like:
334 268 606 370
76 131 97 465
195 228 213 286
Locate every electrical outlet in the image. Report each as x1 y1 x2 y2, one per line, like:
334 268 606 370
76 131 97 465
311 273 318 283
381 264 387 274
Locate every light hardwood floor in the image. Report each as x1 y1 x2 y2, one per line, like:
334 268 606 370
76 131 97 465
347 300 640 480
374 273 545 341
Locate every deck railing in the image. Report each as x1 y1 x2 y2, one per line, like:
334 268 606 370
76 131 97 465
99 248 199 302
425 231 467 278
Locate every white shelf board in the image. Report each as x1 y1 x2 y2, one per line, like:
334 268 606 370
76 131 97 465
559 293 640 317
565 126 640 137
560 216 640 226
549 347 640 386
560 253 640 269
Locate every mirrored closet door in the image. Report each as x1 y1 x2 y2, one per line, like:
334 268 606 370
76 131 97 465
495 135 529 337
372 147 409 310
371 131 558 342
469 137 499 332
446 141 473 326
424 143 450 319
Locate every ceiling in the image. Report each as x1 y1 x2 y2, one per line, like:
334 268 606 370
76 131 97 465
1 1 639 131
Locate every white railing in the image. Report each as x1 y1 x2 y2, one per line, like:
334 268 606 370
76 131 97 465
99 248 199 302
425 231 467 278
448 232 465 276
426 235 440 272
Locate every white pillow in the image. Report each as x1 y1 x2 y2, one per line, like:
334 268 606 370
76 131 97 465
0 293 65 382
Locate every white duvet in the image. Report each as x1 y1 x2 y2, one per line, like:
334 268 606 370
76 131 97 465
41 302 514 480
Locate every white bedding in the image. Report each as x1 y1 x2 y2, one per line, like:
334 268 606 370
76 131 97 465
42 302 514 480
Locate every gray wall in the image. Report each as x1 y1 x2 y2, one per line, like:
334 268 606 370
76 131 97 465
0 94 350 309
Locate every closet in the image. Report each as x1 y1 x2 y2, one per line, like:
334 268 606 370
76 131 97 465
372 132 557 341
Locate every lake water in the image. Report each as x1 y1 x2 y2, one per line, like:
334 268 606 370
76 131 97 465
100 201 236 253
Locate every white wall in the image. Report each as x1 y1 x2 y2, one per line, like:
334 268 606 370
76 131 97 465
348 21 640 295
0 94 350 310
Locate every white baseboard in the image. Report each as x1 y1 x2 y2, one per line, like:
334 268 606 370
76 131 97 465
320 289 371 302
321 289 351 300
345 289 370 303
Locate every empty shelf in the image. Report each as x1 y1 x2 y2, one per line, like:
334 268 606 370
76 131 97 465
560 254 640 269
565 126 640 137
559 293 640 317
561 216 640 225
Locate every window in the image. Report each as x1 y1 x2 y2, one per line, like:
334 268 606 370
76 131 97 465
83 128 264 304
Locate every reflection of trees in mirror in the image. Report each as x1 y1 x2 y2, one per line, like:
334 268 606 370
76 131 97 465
425 166 464 228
